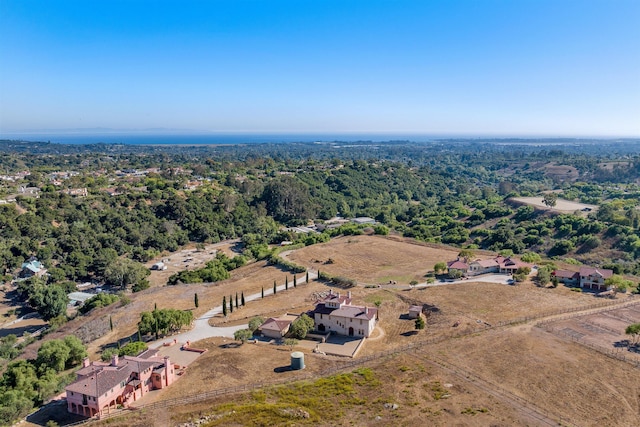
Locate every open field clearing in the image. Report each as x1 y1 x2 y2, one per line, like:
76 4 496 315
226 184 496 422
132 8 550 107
510 196 598 213
145 240 240 288
286 235 461 284
429 325 640 427
91 351 534 427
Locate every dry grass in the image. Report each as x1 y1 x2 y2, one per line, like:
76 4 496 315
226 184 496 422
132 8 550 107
15 236 640 427
430 325 640 427
96 352 529 427
286 235 461 284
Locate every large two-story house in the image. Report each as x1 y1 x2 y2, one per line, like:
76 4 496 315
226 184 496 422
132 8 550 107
578 266 613 291
552 266 613 291
311 290 377 338
66 350 175 418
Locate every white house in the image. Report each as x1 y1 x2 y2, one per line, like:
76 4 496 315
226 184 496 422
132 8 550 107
311 290 377 338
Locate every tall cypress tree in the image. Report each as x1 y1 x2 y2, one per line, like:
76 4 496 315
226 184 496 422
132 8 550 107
285 276 288 290
109 316 113 331
235 292 239 308
241 292 245 306
306 271 309 283
223 296 227 316
273 281 277 294
262 287 264 298
229 295 234 313
194 293 199 308
293 274 297 287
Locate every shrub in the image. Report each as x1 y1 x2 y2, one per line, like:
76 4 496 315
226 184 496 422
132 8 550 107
520 252 541 263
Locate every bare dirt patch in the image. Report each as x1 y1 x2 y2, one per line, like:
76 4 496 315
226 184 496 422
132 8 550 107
510 196 597 213
145 240 241 288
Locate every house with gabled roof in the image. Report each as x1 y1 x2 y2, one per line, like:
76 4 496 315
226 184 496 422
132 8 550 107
468 259 499 275
447 259 469 275
19 258 47 279
552 269 580 286
311 290 377 338
579 266 613 291
65 350 175 418
258 314 298 339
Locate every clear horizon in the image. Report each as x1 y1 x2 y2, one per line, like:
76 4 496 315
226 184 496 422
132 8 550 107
1 1 639 137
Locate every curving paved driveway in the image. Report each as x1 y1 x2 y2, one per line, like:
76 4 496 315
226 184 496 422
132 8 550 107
149 271 318 348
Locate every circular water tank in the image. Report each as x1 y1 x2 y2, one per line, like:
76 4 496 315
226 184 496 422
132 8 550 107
290 351 305 370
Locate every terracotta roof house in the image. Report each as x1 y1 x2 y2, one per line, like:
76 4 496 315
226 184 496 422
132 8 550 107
467 256 531 276
552 269 580 286
65 350 176 418
498 257 529 274
311 290 377 337
468 259 499 275
259 314 297 339
447 259 469 274
579 266 613 291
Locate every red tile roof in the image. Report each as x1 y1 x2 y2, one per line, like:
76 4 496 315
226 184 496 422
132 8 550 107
260 317 292 332
579 266 613 279
553 270 579 279
447 260 469 270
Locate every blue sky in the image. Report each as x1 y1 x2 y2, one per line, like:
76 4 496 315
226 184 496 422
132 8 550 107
0 0 638 137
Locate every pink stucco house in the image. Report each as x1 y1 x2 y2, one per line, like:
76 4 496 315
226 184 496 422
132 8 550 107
65 349 176 417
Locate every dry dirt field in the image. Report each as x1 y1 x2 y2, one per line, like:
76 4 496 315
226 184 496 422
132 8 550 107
286 235 462 284
541 302 640 363
429 325 640 427
511 196 598 213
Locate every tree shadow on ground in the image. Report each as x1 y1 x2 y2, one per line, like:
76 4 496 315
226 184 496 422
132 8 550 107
219 342 241 349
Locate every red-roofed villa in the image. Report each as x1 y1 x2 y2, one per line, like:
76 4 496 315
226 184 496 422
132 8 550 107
65 350 176 418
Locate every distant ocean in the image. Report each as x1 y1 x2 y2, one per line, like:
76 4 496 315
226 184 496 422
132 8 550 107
1 133 438 145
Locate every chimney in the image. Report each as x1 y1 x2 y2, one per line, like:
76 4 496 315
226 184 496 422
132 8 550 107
347 291 352 299
82 357 90 368
111 354 119 367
